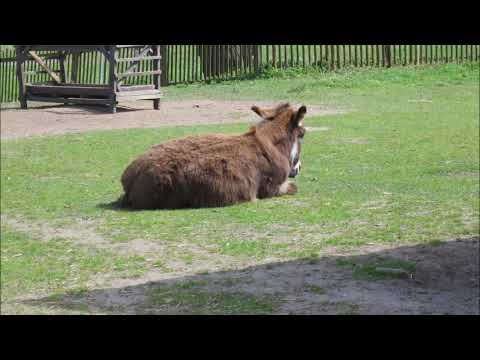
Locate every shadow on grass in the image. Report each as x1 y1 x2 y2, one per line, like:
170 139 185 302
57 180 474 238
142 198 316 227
96 197 243 212
21 237 479 315
96 198 134 212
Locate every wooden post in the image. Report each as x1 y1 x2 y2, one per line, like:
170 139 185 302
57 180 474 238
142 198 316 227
153 45 161 110
272 45 276 68
253 45 260 74
15 46 27 109
71 53 80 83
59 51 67 105
384 45 392 68
59 53 66 83
160 45 168 85
108 46 117 113
330 45 335 70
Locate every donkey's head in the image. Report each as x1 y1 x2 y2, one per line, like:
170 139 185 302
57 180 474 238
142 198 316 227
252 103 307 178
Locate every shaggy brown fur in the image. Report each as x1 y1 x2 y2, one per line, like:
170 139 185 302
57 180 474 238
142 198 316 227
120 103 307 209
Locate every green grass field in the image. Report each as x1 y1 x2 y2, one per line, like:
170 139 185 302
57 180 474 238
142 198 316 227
1 63 479 314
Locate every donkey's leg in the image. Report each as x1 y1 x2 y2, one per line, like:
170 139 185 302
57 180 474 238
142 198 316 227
278 179 298 196
258 177 297 199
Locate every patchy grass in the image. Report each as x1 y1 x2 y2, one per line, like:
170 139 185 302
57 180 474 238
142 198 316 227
1 63 479 314
0 225 149 313
305 284 327 294
336 256 416 280
147 285 276 314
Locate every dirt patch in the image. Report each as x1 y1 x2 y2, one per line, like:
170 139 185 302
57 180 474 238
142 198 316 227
331 137 370 145
1 100 341 140
305 126 330 132
1 215 249 285
1 215 109 247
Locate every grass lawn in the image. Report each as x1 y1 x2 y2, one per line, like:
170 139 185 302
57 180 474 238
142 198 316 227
1 63 479 314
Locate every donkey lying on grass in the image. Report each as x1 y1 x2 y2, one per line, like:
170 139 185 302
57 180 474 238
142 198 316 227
119 103 307 209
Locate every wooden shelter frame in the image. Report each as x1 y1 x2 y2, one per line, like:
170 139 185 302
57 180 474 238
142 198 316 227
15 45 162 113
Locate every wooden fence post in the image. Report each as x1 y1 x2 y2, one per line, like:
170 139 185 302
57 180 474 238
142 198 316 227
330 45 335 70
160 45 168 86
71 53 80 83
15 45 27 109
153 45 161 110
253 45 260 73
384 45 392 68
108 45 117 113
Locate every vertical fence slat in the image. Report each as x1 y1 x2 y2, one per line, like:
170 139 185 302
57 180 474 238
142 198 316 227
271 45 275 68
366 45 370 67
185 45 189 83
1 55 4 103
1 52 4 103
189 45 194 83
193 45 198 82
0 56 3 103
3 55 8 102
302 45 306 67
329 45 334 70
265 45 269 68
0 49 3 104
336 45 340 69
353 45 357 67
308 45 312 66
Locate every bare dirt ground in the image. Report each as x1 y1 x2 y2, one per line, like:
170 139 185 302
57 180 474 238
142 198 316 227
0 100 341 140
2 101 479 314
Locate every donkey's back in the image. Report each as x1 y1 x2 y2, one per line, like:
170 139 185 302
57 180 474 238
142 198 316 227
121 133 261 209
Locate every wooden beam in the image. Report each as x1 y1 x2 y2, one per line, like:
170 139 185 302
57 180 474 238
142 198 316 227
27 95 113 105
29 45 104 53
115 93 162 101
116 84 154 92
27 84 111 97
116 89 161 97
28 51 62 84
116 55 161 62
118 70 162 78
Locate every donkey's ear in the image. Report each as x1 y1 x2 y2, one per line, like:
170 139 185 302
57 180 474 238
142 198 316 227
252 103 291 120
251 105 265 118
292 105 307 126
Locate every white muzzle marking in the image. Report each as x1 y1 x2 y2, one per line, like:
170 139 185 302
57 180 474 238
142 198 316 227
290 141 299 164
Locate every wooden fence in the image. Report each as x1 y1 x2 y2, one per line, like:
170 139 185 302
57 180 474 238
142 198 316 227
1 45 479 104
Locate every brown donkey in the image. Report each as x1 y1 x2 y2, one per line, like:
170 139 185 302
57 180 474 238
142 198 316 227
119 103 307 209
